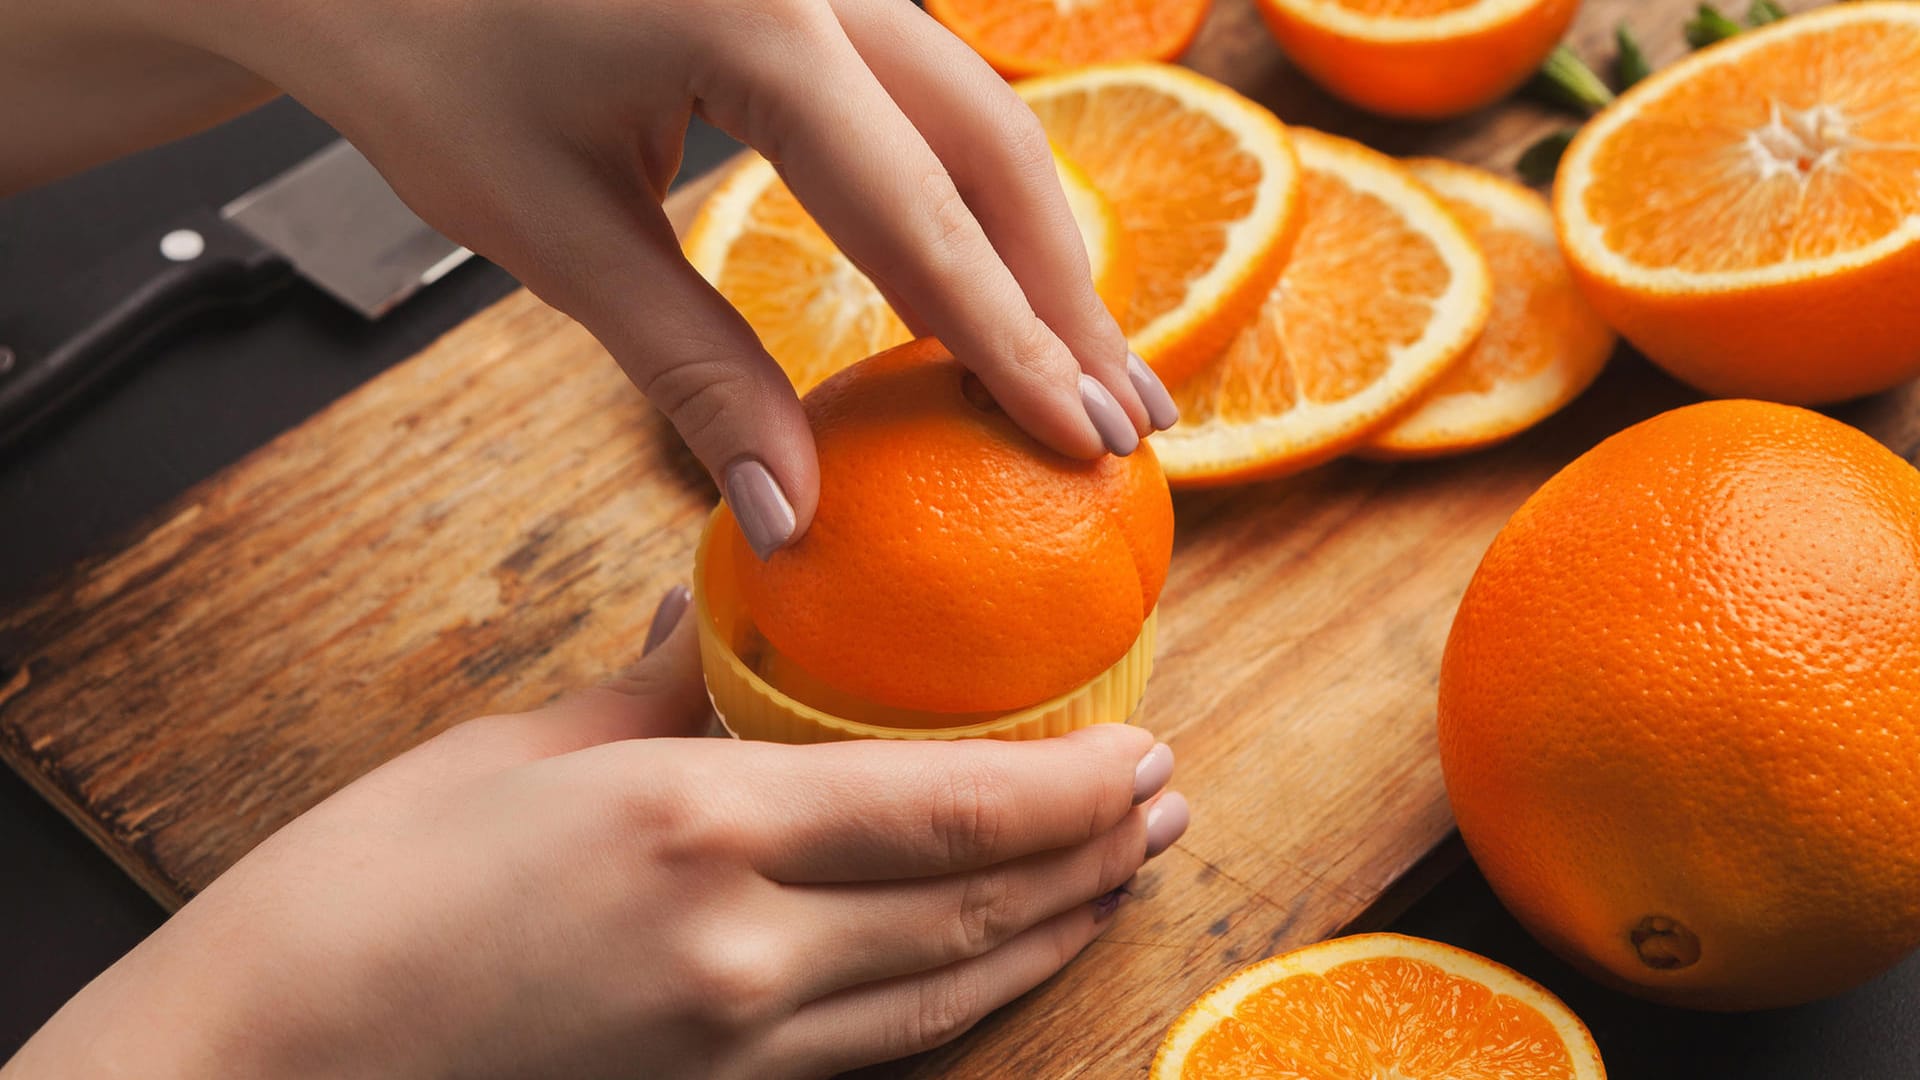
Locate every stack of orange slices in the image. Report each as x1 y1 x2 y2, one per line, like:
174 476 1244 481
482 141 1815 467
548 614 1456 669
684 61 1616 487
684 148 1132 396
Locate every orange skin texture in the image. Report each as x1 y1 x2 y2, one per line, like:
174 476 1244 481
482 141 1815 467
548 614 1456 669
733 338 1173 715
1438 400 1920 1010
1254 0 1579 120
926 0 1212 80
1559 223 1920 405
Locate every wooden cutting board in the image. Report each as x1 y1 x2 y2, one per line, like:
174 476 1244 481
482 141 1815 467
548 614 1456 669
2 0 1883 1073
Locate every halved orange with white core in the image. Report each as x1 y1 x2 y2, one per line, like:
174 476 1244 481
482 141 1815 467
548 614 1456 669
1555 1 1920 406
926 0 1213 79
1152 933 1605 1079
1254 0 1579 119
1367 159 1615 458
683 150 1131 395
1153 130 1490 486
1016 63 1303 385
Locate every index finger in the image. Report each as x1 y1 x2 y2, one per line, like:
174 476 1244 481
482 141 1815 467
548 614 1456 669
738 723 1162 882
696 8 1114 459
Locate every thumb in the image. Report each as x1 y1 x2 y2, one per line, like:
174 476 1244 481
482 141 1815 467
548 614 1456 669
541 585 715 747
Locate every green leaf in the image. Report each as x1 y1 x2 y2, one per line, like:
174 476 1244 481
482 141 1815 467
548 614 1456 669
1528 44 1615 117
1685 3 1745 47
1615 24 1653 89
1517 129 1577 185
1746 0 1788 25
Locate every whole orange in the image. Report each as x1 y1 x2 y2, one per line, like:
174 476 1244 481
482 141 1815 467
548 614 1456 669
732 338 1172 716
1438 399 1920 1010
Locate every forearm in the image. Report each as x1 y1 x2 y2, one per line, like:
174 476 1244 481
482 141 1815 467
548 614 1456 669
0 2 275 196
1 891 313 1080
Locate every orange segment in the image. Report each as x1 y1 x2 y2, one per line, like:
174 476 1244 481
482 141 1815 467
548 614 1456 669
1017 63 1303 384
1253 0 1579 118
1556 1 1920 404
926 0 1212 79
683 150 1130 395
1153 130 1490 486
1154 933 1606 1079
1367 159 1615 458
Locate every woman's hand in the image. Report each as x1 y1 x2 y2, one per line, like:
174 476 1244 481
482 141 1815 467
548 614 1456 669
103 0 1177 556
7 590 1188 1079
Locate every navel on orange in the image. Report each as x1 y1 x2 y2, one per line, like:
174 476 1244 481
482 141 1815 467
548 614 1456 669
1254 0 1579 118
731 338 1172 716
1153 130 1490 486
1440 400 1920 1010
684 150 1130 395
1153 933 1605 1078
1018 63 1303 384
927 0 1213 78
1555 1 1920 404
1368 159 1614 458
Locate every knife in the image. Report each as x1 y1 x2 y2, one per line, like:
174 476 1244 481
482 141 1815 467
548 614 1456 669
0 140 471 451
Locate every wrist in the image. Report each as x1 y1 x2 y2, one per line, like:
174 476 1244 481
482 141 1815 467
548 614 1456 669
7 904 331 1079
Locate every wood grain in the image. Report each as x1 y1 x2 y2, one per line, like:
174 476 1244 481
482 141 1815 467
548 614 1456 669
0 0 1886 1074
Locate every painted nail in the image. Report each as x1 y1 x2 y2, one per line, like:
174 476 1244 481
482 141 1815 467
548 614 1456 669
724 459 798 560
1079 374 1139 457
642 584 692 656
1144 791 1190 859
1132 743 1175 805
1092 880 1133 922
1127 351 1181 431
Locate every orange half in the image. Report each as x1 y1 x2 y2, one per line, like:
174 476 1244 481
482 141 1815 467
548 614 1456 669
1153 933 1606 1079
927 0 1213 78
1254 0 1579 118
1555 1 1920 404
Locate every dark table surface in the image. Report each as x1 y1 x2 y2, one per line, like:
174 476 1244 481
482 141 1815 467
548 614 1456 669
4 98 1918 1076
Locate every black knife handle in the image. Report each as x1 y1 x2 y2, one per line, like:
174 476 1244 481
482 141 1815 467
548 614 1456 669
0 207 294 455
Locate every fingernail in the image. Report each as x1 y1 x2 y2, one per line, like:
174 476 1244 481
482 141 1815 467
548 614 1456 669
642 585 692 656
1092 880 1133 922
724 459 798 560
1132 743 1174 805
1127 351 1180 431
1079 374 1139 457
1144 791 1189 859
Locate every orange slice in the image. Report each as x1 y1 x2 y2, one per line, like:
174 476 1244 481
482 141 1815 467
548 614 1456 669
1253 0 1579 119
683 150 1130 395
1555 1 1920 405
1366 159 1614 458
1153 129 1490 486
1153 933 1606 1079
1016 63 1303 385
926 0 1213 79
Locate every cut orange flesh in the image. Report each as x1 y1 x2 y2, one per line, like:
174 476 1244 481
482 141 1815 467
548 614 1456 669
1368 158 1615 457
1153 130 1490 486
926 0 1213 79
1153 933 1606 1079
1555 1 1920 404
683 150 1129 396
1017 63 1303 384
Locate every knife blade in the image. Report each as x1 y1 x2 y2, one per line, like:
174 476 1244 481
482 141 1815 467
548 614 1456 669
220 141 470 319
0 139 471 452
